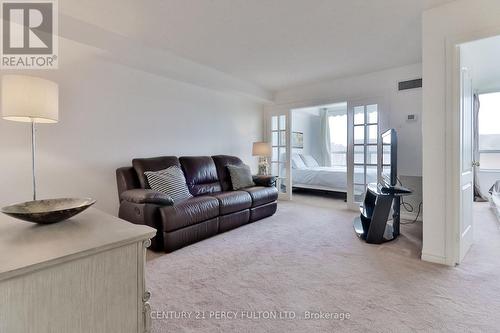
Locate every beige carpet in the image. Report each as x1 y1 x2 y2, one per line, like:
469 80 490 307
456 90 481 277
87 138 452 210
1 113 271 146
146 194 500 332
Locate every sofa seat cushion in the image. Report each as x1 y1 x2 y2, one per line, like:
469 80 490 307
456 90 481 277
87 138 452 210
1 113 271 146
159 196 219 232
210 191 252 215
243 186 279 207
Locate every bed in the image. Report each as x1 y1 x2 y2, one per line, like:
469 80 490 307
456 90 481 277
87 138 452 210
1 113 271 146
293 166 349 192
489 180 500 221
292 154 377 193
291 154 377 193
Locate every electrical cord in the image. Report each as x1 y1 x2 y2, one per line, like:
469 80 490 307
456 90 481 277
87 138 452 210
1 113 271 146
401 201 422 225
396 176 422 224
401 196 414 213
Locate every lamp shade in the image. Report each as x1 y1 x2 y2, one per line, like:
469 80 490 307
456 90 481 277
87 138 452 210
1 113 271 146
252 142 272 157
1 75 59 123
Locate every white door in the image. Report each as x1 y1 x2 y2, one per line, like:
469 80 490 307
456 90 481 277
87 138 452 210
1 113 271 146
347 99 384 210
268 111 292 200
459 67 474 262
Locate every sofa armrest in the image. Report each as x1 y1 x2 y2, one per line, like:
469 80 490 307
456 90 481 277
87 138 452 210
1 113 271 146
120 189 174 206
252 175 277 187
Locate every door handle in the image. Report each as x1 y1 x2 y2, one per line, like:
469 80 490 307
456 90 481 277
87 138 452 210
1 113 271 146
472 161 480 167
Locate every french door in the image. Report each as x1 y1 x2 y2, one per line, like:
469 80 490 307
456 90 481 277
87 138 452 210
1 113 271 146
268 110 292 200
347 99 384 210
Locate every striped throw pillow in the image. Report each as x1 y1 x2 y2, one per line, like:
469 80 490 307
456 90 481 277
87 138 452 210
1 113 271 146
227 164 255 190
144 166 192 203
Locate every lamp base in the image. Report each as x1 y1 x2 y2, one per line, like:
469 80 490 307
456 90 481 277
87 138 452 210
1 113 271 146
257 157 270 176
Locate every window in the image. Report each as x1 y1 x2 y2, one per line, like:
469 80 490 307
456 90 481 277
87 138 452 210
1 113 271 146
479 92 500 170
329 110 347 167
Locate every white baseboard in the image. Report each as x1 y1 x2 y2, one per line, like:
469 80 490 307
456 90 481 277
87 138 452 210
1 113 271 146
421 252 447 265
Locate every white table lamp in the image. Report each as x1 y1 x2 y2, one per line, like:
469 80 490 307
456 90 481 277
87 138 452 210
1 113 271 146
252 142 272 176
1 75 59 201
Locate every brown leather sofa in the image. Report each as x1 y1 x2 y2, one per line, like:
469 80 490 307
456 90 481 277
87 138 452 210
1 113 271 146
116 155 278 252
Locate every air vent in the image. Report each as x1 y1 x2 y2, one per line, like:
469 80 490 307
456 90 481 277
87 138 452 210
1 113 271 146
398 79 422 91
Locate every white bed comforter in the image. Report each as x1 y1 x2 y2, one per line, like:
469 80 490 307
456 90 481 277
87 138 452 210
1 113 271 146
292 166 377 191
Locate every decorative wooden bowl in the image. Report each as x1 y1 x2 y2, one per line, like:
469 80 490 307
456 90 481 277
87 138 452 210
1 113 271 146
1 198 96 224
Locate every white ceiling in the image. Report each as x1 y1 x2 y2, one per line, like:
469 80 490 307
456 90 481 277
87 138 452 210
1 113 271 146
462 35 500 92
61 0 455 92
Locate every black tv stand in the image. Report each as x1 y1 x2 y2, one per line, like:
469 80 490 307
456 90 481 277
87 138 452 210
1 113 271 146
353 183 412 244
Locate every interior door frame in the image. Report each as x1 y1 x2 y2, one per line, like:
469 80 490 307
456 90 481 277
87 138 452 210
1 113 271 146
347 97 388 211
265 107 292 201
445 27 500 266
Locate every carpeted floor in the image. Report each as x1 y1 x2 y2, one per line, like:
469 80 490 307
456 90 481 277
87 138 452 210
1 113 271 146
146 194 500 332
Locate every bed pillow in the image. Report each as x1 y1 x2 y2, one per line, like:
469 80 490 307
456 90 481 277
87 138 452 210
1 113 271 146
292 154 307 169
144 166 192 203
300 154 320 168
227 164 255 190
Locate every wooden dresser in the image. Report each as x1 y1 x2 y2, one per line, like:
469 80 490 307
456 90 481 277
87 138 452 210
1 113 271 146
0 208 156 333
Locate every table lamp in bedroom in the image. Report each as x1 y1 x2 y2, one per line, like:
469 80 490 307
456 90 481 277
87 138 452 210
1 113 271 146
252 142 272 176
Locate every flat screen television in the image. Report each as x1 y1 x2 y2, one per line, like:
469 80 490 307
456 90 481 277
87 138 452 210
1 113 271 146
381 129 397 187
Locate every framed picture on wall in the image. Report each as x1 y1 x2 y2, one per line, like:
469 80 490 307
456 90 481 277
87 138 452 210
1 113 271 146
292 132 304 148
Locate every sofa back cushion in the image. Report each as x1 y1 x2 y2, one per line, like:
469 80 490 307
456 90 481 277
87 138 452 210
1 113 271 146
179 156 221 196
212 155 244 191
132 156 180 189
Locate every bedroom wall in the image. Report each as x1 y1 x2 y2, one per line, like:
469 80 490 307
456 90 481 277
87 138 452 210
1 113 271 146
0 39 264 215
422 0 500 264
291 111 321 162
269 63 423 216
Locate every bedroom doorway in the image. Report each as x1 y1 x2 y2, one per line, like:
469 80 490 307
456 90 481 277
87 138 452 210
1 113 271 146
451 34 500 264
290 102 348 201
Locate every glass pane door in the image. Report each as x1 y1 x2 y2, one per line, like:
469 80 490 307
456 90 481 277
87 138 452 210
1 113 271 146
270 113 290 199
348 102 381 207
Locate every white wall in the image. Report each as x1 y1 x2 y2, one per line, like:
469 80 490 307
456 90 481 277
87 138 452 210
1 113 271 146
422 0 500 264
0 40 264 215
270 63 423 213
291 111 321 162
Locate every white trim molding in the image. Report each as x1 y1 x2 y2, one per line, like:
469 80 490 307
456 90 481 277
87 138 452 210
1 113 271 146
421 252 447 265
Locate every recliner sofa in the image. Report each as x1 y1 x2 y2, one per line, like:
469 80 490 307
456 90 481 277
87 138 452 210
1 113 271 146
116 155 278 252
